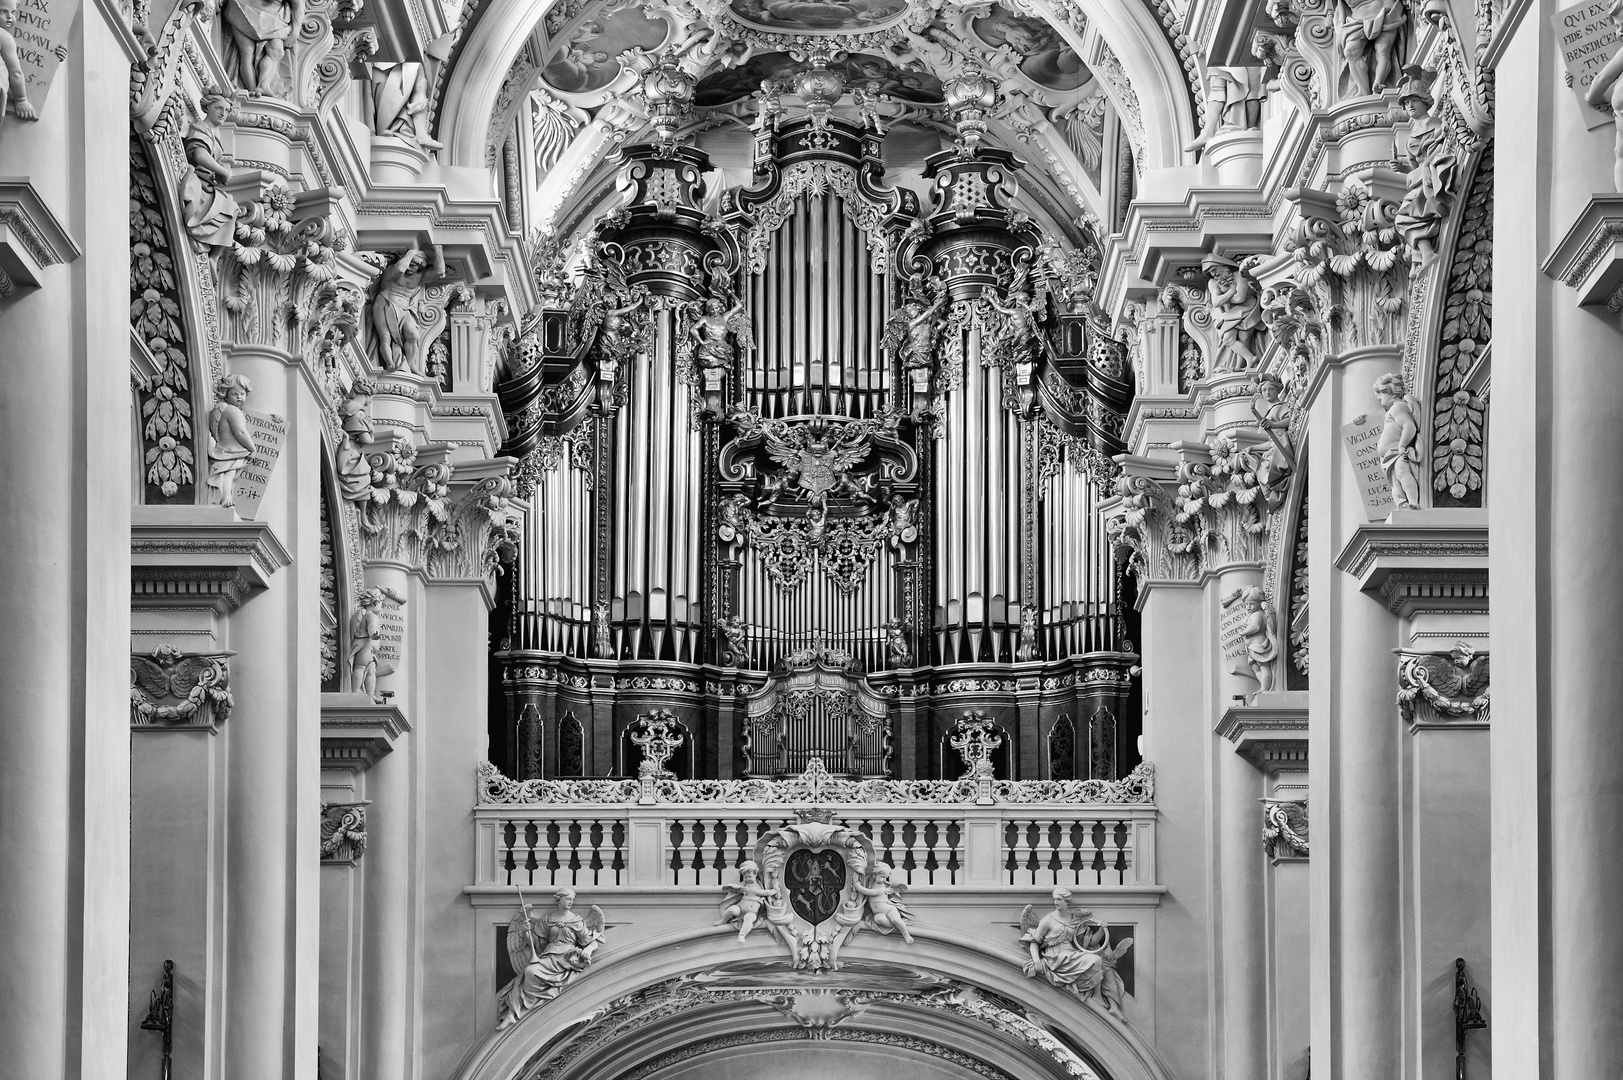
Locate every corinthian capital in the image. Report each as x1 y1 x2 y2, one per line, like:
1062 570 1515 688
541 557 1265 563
1105 471 1202 584
426 475 522 581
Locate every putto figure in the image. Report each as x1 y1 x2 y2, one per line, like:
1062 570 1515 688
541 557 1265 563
1221 585 1279 693
498 888 605 1028
0 0 38 121
221 0 304 97
1375 371 1421 509
1339 0 1409 97
366 62 443 150
688 292 752 374
207 375 255 508
853 862 914 942
348 586 404 702
1203 254 1264 372
718 861 775 942
1588 0 1623 192
370 245 447 374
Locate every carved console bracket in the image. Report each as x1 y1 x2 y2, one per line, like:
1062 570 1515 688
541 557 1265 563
321 692 410 771
1335 511 1489 617
132 508 292 613
1543 195 1623 316
0 180 82 295
1216 690 1308 774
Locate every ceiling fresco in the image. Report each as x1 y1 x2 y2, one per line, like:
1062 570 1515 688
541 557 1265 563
969 3 1091 92
694 50 945 107
541 0 671 94
725 0 912 33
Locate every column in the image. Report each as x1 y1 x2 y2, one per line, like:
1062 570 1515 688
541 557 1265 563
0 3 135 1076
1307 346 1404 1078
1501 4 1623 1072
221 345 323 1080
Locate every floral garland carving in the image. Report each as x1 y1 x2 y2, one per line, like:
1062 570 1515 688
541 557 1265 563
131 135 197 503
1430 146 1491 506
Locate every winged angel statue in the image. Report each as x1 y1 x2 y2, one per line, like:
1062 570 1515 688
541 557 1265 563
1019 888 1133 1018
497 888 606 1028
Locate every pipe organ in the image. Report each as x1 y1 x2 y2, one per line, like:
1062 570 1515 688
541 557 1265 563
497 70 1137 784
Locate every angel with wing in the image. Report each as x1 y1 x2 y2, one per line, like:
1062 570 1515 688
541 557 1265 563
570 239 632 346
1020 888 1129 1010
854 862 915 943
689 291 753 376
717 860 776 942
982 265 1044 368
881 278 948 374
497 887 605 1029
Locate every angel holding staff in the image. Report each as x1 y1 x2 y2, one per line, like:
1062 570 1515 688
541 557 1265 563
497 886 605 1028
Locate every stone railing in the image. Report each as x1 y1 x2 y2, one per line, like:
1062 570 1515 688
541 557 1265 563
471 761 1158 891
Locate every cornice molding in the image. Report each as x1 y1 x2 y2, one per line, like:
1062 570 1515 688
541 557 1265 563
321 692 411 771
1335 511 1489 616
0 179 82 294
131 508 292 612
1217 691 1308 774
1541 194 1623 310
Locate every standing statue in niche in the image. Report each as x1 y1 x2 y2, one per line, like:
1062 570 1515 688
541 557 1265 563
207 375 256 509
180 92 241 251
1019 888 1134 1018
498 888 606 1028
1375 371 1421 509
370 245 447 374
1221 585 1279 693
1339 0 1409 97
1203 254 1264 371
1185 66 1267 154
1587 0 1623 192
348 585 405 702
1394 69 1458 273
688 292 753 375
0 0 39 120
221 0 303 97
366 62 444 150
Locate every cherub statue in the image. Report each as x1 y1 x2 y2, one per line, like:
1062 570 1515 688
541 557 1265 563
1250 371 1295 478
1339 0 1409 97
1394 68 1458 273
498 888 606 1028
1203 254 1264 372
370 245 447 374
717 613 748 666
689 291 752 375
348 585 405 701
855 862 914 942
718 861 775 942
881 278 949 374
181 91 241 251
1375 371 1420 509
0 0 38 120
207 374 256 509
1589 0 1623 193
1220 585 1278 692
221 0 304 97
366 62 444 150
1185 66 1267 154
885 618 911 667
1019 888 1133 1017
